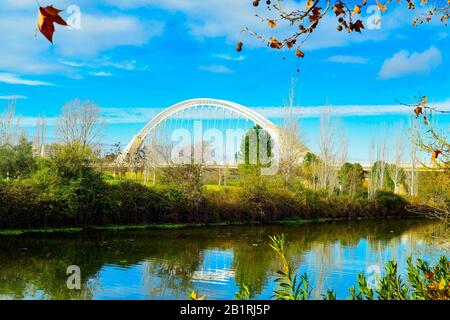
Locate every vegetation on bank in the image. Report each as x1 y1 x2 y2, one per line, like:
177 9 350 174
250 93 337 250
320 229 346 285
0 140 415 230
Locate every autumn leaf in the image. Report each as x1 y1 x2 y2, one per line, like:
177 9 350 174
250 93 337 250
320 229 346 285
431 150 441 162
270 37 283 49
236 41 243 52
286 39 296 48
332 3 345 16
414 106 423 118
350 20 365 32
268 20 277 28
295 49 305 58
352 5 362 17
376 0 388 13
37 6 68 43
420 95 428 105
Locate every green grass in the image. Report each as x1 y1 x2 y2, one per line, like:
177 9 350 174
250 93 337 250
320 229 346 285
204 184 241 191
0 221 249 236
0 227 83 236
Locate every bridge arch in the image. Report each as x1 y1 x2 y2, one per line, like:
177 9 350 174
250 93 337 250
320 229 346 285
117 98 281 164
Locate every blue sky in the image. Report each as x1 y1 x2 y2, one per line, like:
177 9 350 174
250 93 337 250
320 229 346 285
0 0 449 161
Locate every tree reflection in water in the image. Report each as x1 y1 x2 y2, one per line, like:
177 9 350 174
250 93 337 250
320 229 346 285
0 219 445 300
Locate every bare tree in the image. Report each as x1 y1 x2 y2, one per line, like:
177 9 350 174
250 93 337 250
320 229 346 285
279 79 308 186
407 141 419 197
368 136 376 200
388 126 405 195
57 99 104 148
318 110 345 197
33 115 47 157
368 131 389 198
0 99 22 146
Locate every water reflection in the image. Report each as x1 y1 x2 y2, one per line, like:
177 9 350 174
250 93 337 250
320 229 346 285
0 219 446 300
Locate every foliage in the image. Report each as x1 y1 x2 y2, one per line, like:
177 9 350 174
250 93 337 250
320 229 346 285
40 143 97 181
269 234 312 300
373 190 407 215
370 160 395 191
303 152 320 167
408 95 450 246
189 291 205 300
338 162 364 196
267 234 450 300
346 256 450 300
418 170 450 204
235 284 252 300
0 136 36 179
238 125 273 166
159 164 204 193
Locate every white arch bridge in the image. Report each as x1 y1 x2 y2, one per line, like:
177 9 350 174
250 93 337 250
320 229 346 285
117 98 308 170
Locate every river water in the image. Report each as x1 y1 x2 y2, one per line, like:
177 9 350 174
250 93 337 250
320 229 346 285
0 219 446 300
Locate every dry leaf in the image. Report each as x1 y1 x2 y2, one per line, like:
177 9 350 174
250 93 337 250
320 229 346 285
37 6 68 43
376 0 388 13
414 106 423 118
352 5 362 17
332 3 345 16
431 150 441 162
420 96 428 105
268 20 277 28
295 49 305 58
236 41 243 52
270 37 283 49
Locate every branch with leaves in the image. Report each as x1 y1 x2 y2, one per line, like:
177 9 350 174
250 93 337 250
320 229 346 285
400 95 450 166
241 0 450 59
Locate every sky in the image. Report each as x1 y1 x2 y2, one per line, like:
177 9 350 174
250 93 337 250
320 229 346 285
0 0 449 161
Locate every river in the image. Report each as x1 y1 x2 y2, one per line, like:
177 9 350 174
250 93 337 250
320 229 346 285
0 219 446 300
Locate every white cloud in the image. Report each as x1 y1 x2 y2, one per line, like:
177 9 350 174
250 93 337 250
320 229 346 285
214 54 245 61
106 0 414 51
198 65 233 74
325 55 368 64
15 100 450 126
378 46 442 80
0 9 163 76
58 60 85 68
0 95 27 100
105 0 301 45
59 57 149 72
0 73 53 86
89 71 113 77
56 15 164 57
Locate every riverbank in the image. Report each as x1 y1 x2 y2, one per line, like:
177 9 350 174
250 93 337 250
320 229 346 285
0 174 416 230
0 215 429 236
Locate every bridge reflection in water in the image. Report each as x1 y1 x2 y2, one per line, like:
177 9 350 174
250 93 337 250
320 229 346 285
192 249 235 285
